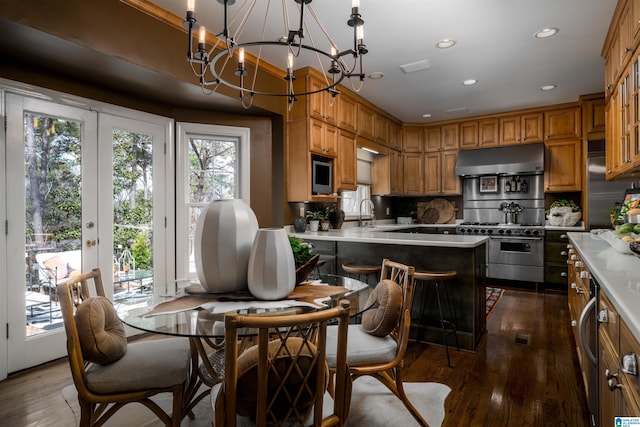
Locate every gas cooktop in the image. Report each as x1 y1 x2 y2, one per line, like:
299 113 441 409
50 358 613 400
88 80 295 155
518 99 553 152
456 222 544 236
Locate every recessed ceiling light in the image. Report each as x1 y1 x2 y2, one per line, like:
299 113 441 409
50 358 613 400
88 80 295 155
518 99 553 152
462 79 477 86
436 39 456 49
540 85 557 91
534 28 559 39
367 72 384 80
422 113 432 118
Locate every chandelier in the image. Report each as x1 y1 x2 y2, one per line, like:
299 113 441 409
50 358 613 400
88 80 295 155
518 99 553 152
183 0 367 109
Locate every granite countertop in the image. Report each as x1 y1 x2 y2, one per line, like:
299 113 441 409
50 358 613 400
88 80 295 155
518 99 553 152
568 231 640 341
289 225 488 248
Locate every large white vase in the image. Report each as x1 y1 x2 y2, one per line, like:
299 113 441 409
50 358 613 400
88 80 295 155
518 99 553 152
247 228 296 300
194 199 258 293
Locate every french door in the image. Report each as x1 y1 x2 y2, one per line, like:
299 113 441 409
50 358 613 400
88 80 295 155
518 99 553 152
3 92 171 375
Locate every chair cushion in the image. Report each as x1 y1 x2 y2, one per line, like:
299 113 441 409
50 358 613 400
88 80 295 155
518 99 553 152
43 255 68 280
233 337 325 419
85 337 191 394
326 325 398 368
75 297 127 365
361 279 402 337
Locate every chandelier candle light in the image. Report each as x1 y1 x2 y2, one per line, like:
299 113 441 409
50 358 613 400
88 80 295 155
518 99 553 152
183 0 368 108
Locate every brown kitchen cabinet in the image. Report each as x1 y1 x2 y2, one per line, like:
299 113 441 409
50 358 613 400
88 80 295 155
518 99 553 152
390 149 403 194
337 90 357 133
308 76 338 124
404 126 425 152
402 151 424 195
620 320 640 414
459 120 479 148
372 148 403 196
309 118 338 157
478 118 499 147
582 95 606 140
336 129 357 191
544 107 581 140
499 113 543 145
388 120 403 151
358 104 389 145
425 150 460 195
441 123 460 150
544 138 582 191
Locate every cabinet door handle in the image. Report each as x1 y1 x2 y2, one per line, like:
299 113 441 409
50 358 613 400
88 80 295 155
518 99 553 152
560 234 568 239
621 352 638 376
560 251 568 256
607 379 622 391
560 272 567 277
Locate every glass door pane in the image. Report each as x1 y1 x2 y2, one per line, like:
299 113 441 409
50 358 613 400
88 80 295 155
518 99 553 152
6 93 98 373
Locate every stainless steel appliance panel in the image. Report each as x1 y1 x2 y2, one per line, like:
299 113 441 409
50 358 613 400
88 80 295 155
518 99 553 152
488 263 544 282
586 140 635 230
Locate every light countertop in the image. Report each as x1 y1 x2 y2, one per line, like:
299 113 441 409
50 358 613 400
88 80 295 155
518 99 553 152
568 231 640 341
289 225 488 248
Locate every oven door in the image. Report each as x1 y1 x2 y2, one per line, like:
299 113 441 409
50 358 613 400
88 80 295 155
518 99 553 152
488 236 544 282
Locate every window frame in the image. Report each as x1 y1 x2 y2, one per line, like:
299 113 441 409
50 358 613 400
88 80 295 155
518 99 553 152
175 122 251 282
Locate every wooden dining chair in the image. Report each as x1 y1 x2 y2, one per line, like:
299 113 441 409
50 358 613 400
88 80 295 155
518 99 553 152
212 300 352 427
326 259 428 426
57 267 192 427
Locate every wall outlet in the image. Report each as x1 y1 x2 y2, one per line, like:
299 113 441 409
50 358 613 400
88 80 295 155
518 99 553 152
386 207 390 215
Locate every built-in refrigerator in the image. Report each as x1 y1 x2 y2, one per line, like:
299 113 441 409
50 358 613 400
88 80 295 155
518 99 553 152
586 140 637 229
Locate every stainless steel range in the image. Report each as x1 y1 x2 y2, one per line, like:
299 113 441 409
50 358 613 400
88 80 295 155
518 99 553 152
455 144 546 283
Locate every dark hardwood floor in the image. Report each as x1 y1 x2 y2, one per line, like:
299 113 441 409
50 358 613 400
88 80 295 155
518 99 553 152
404 287 591 427
0 288 590 426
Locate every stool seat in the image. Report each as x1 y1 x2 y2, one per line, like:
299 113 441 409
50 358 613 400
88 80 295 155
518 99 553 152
414 270 457 281
342 263 382 275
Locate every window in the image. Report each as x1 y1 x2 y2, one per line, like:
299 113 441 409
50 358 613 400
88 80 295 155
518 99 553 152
341 185 371 219
176 123 250 280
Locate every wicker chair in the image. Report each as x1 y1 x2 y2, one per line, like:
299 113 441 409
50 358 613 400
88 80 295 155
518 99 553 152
57 267 191 427
326 259 428 426
212 300 352 427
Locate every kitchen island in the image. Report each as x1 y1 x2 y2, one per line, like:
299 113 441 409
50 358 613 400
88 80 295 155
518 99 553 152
290 226 489 351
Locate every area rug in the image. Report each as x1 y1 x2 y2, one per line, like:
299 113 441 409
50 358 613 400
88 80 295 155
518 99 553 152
62 376 450 426
486 287 504 318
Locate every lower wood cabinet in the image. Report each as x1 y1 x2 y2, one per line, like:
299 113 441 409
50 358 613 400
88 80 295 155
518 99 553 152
544 230 569 291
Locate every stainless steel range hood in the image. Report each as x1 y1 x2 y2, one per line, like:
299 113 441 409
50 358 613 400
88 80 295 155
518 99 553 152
455 143 544 176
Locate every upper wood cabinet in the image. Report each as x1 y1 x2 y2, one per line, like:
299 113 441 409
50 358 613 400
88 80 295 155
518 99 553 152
499 115 520 145
441 123 460 150
582 96 606 139
544 107 581 140
357 104 376 140
309 118 338 157
336 130 357 191
337 91 357 133
373 149 403 196
521 113 544 143
309 77 338 124
403 126 425 152
388 121 403 151
424 126 440 152
544 138 582 191
618 1 634 69
358 104 390 144
500 113 544 145
478 119 499 147
459 121 479 149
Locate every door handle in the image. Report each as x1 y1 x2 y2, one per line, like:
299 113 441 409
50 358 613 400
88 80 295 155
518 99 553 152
86 239 97 248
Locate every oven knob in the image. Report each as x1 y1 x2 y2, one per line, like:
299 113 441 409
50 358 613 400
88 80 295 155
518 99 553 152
532 230 539 235
480 229 486 234
524 230 531 235
506 229 512 235
498 229 504 234
473 229 479 233
488 229 494 234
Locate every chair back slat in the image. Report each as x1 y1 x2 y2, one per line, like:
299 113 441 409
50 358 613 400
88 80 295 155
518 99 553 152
218 300 351 427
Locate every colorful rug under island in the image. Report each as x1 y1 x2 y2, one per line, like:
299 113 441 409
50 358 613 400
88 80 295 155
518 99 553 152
486 287 504 318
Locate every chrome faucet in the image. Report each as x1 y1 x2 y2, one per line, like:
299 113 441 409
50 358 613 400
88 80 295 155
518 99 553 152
359 198 376 228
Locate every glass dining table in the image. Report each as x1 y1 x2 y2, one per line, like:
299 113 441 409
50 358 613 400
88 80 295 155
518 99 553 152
116 274 373 418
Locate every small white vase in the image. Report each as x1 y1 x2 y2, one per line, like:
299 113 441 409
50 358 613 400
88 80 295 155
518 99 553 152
309 220 320 232
247 228 296 300
194 199 258 293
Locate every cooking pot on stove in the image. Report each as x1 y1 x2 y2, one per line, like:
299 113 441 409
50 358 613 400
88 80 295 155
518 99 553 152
505 212 518 225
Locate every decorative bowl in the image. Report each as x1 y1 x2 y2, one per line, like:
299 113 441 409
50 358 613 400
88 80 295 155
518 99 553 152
295 254 320 285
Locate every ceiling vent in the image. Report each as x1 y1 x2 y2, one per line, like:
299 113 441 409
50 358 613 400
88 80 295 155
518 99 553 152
399 59 432 74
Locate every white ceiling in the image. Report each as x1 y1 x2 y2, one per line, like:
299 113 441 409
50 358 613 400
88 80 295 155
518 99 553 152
149 0 617 123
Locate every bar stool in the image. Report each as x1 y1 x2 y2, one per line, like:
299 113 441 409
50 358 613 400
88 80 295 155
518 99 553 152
341 263 382 286
413 270 459 367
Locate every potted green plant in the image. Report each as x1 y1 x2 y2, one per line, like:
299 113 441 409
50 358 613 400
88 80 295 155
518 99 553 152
288 236 320 284
306 206 330 231
546 199 581 226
